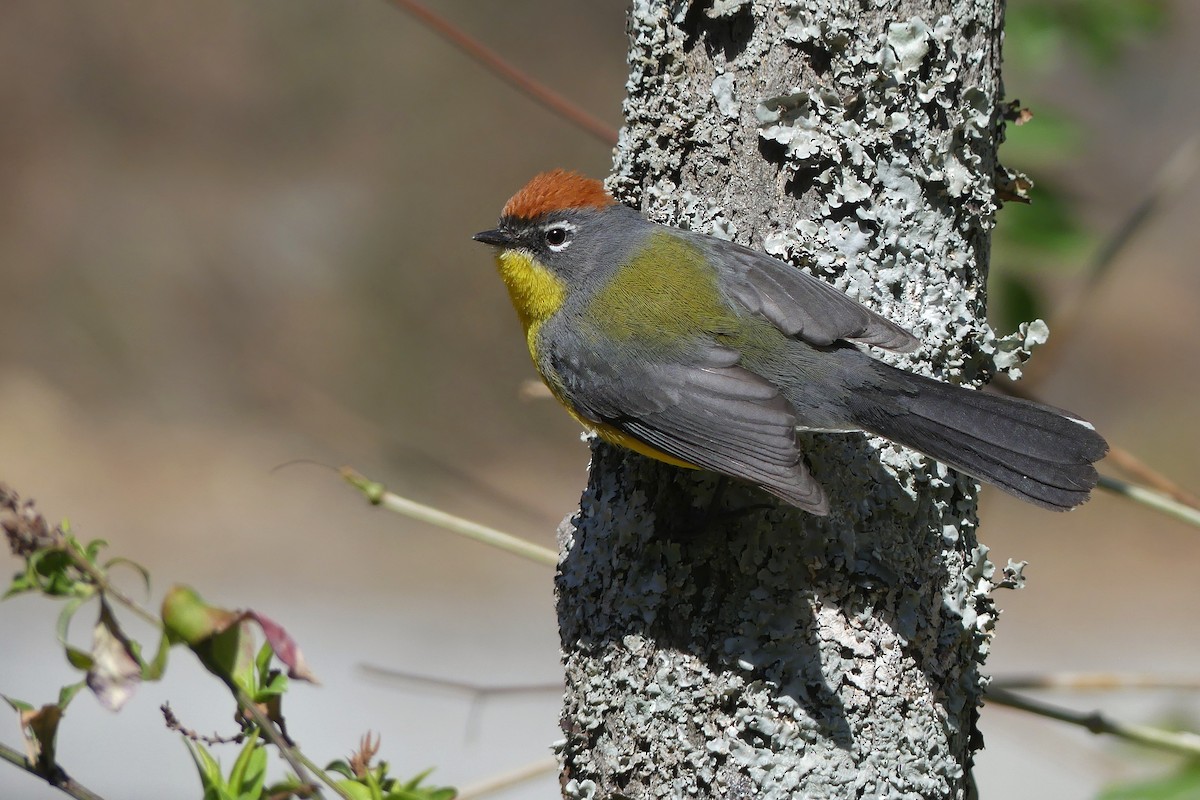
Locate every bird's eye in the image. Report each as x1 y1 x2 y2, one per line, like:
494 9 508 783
544 224 572 250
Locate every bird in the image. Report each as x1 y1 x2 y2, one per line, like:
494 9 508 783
473 169 1108 515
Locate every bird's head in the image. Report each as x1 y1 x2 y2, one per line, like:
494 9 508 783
473 170 641 285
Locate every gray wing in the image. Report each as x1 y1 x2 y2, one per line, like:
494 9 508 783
564 341 829 514
696 235 920 353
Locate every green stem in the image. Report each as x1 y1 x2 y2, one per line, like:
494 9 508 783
456 755 558 799
986 687 1200 757
0 741 108 800
991 672 1200 692
343 469 559 567
64 543 160 628
234 688 352 800
1098 475 1200 528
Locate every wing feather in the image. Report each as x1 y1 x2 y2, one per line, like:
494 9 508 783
568 342 829 514
696 235 921 353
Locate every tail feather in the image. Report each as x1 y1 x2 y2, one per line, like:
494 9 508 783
849 365 1108 510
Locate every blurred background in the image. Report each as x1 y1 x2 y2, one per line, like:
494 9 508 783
0 1 1196 798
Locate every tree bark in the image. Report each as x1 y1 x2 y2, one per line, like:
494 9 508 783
557 1 1010 797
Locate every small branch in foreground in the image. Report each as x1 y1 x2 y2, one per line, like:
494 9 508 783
359 664 559 700
455 756 558 800
992 673 1200 692
985 687 1200 758
341 468 559 567
1098 475 1200 529
161 703 247 746
0 741 107 800
1105 446 1200 510
988 385 1200 514
231 686 347 800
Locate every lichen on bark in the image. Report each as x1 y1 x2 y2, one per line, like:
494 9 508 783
557 2 1010 797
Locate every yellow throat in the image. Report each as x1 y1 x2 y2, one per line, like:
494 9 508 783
495 249 566 350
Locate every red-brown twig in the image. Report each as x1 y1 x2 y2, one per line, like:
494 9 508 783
386 0 618 145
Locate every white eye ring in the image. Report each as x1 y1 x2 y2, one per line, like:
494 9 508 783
543 222 575 252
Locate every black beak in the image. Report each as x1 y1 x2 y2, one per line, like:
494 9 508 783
472 228 515 247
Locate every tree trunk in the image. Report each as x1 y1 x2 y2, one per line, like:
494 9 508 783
557 1 1009 797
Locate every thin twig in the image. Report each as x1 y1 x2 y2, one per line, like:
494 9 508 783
63 545 160 629
1105 446 1200 510
456 755 559 800
359 664 560 699
342 468 559 567
385 0 618 145
1084 135 1199 291
979 387 1199 515
258 364 552 526
985 687 1200 757
1098 475 1200 528
232 687 353 800
1021 134 1199 387
359 665 560 744
161 703 247 746
0 741 108 800
992 673 1200 692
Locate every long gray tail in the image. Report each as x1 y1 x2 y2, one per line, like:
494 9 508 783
847 362 1108 510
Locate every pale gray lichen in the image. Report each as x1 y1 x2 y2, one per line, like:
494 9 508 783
561 1 1007 797
985 318 1050 379
712 73 742 119
708 0 753 18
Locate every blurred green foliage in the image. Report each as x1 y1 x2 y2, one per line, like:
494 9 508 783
991 0 1167 333
996 3 1200 798
1007 0 1168 69
1098 760 1200 800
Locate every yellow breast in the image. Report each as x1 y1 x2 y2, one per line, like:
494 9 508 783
493 248 698 471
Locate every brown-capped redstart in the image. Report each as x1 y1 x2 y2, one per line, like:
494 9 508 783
474 170 1107 515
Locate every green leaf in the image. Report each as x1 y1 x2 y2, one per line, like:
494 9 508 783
387 768 457 800
79 537 108 565
3 694 34 713
56 595 91 651
398 767 436 790
65 646 94 671
184 739 232 800
27 549 84 597
4 570 36 599
141 631 172 681
254 642 273 681
104 556 151 596
338 780 380 800
56 681 86 710
227 736 268 799
1098 760 1200 800
161 585 236 646
206 622 258 693
259 671 289 699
